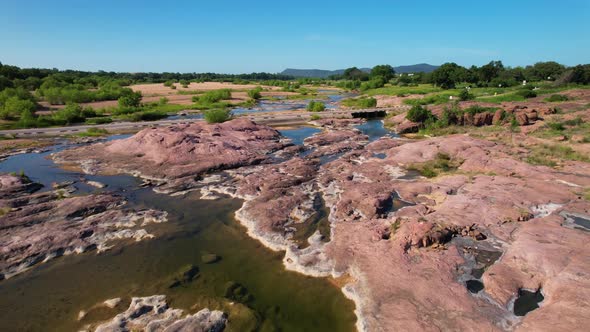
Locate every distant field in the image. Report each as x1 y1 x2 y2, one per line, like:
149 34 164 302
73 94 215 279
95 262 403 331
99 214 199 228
39 82 300 111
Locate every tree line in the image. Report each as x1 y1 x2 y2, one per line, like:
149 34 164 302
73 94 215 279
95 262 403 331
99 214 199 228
331 61 590 91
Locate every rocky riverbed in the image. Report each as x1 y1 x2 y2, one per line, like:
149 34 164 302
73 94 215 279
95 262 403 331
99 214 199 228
41 117 590 331
0 173 168 280
0 116 588 331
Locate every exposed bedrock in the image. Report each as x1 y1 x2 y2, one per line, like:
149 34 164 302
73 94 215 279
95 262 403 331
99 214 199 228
0 174 168 280
91 295 226 332
316 134 590 331
49 119 590 331
53 118 289 194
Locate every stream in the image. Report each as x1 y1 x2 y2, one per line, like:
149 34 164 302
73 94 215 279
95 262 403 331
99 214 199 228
0 119 394 331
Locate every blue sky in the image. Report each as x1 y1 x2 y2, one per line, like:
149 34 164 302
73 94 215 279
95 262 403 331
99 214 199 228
1 0 588 73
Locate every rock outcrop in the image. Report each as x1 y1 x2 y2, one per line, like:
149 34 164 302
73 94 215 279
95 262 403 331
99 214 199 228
93 295 226 332
0 174 168 280
53 119 289 194
46 118 590 331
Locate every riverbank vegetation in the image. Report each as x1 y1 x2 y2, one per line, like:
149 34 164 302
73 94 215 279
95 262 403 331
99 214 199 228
1 60 589 130
306 101 326 112
341 97 377 109
204 109 232 123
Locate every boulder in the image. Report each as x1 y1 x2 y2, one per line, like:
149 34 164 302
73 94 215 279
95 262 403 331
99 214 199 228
53 119 288 194
515 112 529 126
473 112 494 126
395 120 421 134
492 109 504 124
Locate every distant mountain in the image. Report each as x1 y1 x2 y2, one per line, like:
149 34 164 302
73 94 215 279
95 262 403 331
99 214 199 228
280 68 368 78
280 64 438 78
394 63 439 74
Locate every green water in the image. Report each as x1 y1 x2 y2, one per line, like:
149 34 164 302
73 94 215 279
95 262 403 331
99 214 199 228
0 184 356 331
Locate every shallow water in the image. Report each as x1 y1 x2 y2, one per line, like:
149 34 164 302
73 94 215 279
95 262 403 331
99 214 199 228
279 126 322 146
513 289 544 316
167 113 204 120
355 119 397 142
0 138 356 331
232 90 355 115
560 212 590 232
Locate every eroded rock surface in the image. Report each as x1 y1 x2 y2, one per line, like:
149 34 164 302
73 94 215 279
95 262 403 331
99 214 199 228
53 118 288 194
92 295 226 332
0 174 167 280
48 119 590 331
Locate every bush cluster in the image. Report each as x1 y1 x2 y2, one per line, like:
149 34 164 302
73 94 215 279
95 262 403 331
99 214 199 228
204 109 232 123
306 100 325 112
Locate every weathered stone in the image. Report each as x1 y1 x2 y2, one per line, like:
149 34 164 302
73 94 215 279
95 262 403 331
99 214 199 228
0 174 167 280
94 295 226 332
473 112 494 126
53 119 288 194
395 120 421 134
492 109 504 124
516 112 529 126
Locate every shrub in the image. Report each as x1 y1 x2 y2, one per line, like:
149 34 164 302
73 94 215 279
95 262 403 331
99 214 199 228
306 100 325 112
310 114 321 121
159 97 169 105
406 105 435 123
459 89 474 101
360 78 385 91
342 97 377 109
118 90 142 109
562 116 584 126
52 103 96 125
16 110 37 128
545 94 569 102
438 106 459 126
128 110 168 122
204 109 232 123
1 96 36 120
79 127 109 137
247 87 262 100
547 122 565 131
85 117 113 125
198 89 232 104
517 89 537 99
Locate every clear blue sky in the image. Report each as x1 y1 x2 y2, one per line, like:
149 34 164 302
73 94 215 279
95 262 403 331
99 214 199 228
1 0 588 73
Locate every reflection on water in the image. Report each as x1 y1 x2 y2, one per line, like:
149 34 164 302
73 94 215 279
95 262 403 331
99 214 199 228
0 138 356 332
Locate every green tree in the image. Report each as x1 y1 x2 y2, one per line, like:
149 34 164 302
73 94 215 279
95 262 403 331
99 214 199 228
118 90 142 108
406 105 435 123
478 61 505 83
370 65 395 82
343 67 369 81
1 96 36 119
17 109 37 128
528 61 566 81
567 64 590 84
0 75 13 91
459 89 474 101
430 63 466 89
52 103 96 125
